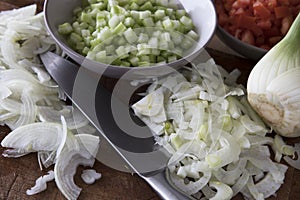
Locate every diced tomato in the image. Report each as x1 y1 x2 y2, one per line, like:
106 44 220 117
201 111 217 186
257 19 272 29
266 0 278 11
278 0 290 6
255 36 265 46
269 36 283 45
237 0 252 8
274 6 291 18
215 0 300 49
281 15 293 35
235 15 263 36
264 26 281 37
253 1 271 18
241 30 255 45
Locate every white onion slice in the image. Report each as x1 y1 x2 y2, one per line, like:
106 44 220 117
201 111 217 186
81 169 102 184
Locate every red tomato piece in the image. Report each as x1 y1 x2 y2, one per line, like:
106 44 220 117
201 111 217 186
241 30 255 45
274 6 291 18
253 1 272 18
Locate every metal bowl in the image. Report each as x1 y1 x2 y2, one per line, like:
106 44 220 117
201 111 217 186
216 25 267 61
43 0 217 79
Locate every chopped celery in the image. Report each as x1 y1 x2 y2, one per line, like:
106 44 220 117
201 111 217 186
58 0 199 67
58 23 73 35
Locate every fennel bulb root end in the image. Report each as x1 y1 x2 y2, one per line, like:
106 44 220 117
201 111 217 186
248 93 300 138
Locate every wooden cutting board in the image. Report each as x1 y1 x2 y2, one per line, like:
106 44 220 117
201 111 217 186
0 1 299 199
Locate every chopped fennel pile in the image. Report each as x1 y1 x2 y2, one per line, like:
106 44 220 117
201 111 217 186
132 59 299 199
0 5 101 200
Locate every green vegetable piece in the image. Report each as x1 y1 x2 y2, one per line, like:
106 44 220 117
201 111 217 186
58 23 73 35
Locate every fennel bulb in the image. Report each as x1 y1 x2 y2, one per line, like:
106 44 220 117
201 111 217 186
247 13 300 137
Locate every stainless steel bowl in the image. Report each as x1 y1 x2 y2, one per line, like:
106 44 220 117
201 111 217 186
43 0 217 79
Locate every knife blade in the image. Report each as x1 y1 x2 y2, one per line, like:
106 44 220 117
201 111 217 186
40 51 193 200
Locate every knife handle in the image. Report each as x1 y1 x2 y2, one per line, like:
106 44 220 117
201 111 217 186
142 170 194 200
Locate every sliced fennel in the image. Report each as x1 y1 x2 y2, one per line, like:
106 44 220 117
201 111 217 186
26 170 55 195
132 58 289 199
81 169 102 184
0 5 101 200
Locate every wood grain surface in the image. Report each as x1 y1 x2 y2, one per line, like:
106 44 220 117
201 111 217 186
0 1 299 200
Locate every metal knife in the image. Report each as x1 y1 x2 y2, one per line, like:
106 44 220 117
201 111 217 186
40 51 193 200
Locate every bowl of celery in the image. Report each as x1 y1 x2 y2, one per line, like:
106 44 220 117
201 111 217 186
44 0 217 79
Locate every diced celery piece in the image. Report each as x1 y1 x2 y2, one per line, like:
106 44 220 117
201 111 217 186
86 51 96 60
81 29 91 37
157 56 165 62
96 18 107 28
148 37 158 49
82 47 90 55
80 12 93 24
70 32 83 44
170 31 182 45
108 15 120 28
129 56 139 66
124 28 138 44
159 40 168 50
156 0 168 7
160 32 171 42
139 11 151 20
165 8 173 17
187 30 199 41
117 36 127 45
112 22 126 34
73 6 82 16
167 55 177 63
138 61 150 67
115 46 126 57
180 16 193 28
95 50 107 62
105 44 115 55
111 5 126 15
76 41 85 51
91 2 106 10
90 38 101 48
121 61 131 67
130 10 140 20
142 18 154 27
175 9 186 20
181 36 194 50
140 2 153 11
152 30 161 37
168 41 175 49
154 10 165 21
151 49 160 56
58 23 73 35
162 18 173 30
149 54 156 63
130 2 139 10
124 17 135 27
155 21 163 28
173 47 183 57
97 27 112 41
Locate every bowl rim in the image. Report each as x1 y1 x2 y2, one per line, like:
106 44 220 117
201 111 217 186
216 25 267 58
43 0 217 71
